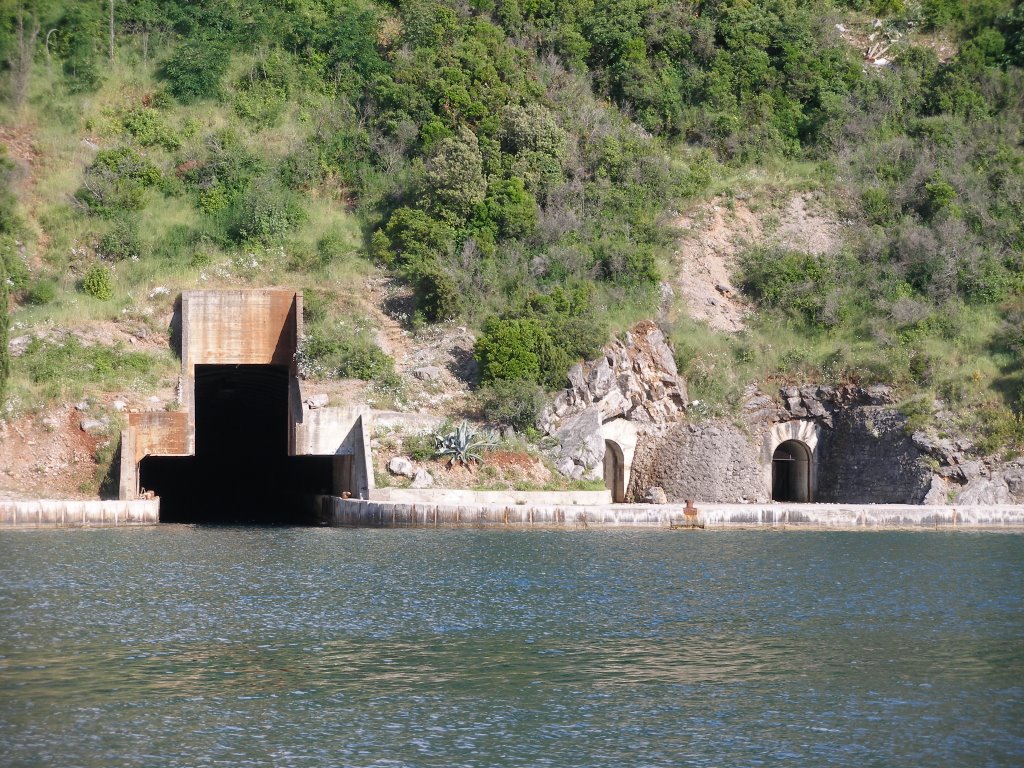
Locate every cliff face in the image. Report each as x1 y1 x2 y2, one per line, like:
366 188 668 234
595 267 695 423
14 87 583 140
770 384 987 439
538 321 687 480
539 321 687 435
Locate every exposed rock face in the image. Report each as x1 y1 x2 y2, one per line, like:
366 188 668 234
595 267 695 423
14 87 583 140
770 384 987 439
540 321 687 478
540 321 687 435
628 420 767 503
552 407 605 480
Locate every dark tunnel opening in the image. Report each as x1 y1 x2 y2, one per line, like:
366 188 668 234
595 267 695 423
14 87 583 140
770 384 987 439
140 365 333 524
772 440 812 503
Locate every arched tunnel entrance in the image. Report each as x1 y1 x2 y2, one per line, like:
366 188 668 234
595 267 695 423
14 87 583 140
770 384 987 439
603 440 625 502
772 440 812 503
139 365 333 524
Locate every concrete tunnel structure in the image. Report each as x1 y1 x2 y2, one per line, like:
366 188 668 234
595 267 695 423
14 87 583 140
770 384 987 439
119 289 373 524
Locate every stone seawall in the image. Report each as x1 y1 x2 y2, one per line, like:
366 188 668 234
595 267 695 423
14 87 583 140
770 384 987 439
318 496 1024 529
0 499 160 529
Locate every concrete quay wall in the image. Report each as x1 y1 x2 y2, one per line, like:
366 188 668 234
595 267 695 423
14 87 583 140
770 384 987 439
319 496 1024 529
0 499 160 529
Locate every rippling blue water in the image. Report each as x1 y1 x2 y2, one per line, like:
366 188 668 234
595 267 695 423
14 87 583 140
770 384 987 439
1 528 1022 767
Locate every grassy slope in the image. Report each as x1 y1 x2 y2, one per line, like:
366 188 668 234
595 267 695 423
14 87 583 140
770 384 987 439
1 2 1022 480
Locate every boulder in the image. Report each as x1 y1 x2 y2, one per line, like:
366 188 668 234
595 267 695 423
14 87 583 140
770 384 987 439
305 394 329 409
412 366 444 382
80 418 108 436
644 486 667 504
387 456 416 479
411 468 434 488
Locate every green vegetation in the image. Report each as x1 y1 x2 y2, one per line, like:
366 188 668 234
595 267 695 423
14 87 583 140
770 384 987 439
0 0 1020 455
20 336 164 399
434 420 498 467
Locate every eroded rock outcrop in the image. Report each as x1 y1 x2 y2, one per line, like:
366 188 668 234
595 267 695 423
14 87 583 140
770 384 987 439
540 321 687 478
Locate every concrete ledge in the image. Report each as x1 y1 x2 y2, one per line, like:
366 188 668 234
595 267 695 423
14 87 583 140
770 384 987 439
368 488 612 505
319 497 1024 529
0 499 160 529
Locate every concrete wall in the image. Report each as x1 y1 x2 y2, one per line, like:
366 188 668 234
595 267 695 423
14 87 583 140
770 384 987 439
181 289 299 372
0 499 160 528
293 405 368 454
369 488 612 505
318 496 1024 529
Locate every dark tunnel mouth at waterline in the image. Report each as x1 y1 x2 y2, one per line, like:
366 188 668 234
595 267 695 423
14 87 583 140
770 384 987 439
772 439 812 503
139 364 332 525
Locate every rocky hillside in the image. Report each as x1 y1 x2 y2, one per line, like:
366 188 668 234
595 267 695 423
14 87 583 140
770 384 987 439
1 0 1023 498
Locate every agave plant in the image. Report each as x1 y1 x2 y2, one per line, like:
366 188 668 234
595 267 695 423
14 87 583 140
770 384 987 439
434 420 498 467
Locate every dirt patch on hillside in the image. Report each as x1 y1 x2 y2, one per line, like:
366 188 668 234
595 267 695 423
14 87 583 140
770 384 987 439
0 405 103 500
361 274 476 415
669 192 844 332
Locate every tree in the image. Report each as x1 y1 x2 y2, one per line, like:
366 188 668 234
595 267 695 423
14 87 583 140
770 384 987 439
422 126 486 223
4 4 39 109
0 255 9 408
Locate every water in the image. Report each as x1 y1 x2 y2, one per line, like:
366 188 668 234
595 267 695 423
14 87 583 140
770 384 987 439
1 528 1022 768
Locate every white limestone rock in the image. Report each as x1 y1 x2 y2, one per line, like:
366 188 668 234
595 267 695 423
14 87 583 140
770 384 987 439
411 468 434 488
553 406 605 479
540 320 687 439
412 366 444 382
306 394 330 409
387 456 416 479
80 417 108 435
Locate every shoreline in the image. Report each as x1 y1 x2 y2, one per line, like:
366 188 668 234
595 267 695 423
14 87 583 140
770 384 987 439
3 496 1024 530
318 496 1024 530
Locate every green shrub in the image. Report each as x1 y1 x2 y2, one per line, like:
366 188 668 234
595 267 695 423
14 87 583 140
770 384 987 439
404 432 436 461
76 148 162 217
162 42 231 103
121 109 181 150
98 218 144 262
228 182 306 245
475 317 546 384
296 325 395 381
476 379 545 430
737 247 839 325
81 264 114 300
23 279 57 306
412 264 462 323
315 231 351 269
861 187 896 225
302 289 331 325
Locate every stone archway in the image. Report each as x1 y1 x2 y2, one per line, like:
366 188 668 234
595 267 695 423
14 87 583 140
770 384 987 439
603 440 625 502
772 440 811 502
762 420 821 503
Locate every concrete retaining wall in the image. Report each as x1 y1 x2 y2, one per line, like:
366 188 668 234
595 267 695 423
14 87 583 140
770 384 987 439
319 495 1024 529
368 488 612 505
0 499 160 528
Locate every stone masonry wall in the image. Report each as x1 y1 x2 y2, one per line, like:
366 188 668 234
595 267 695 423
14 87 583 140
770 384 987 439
814 406 932 504
627 421 767 503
